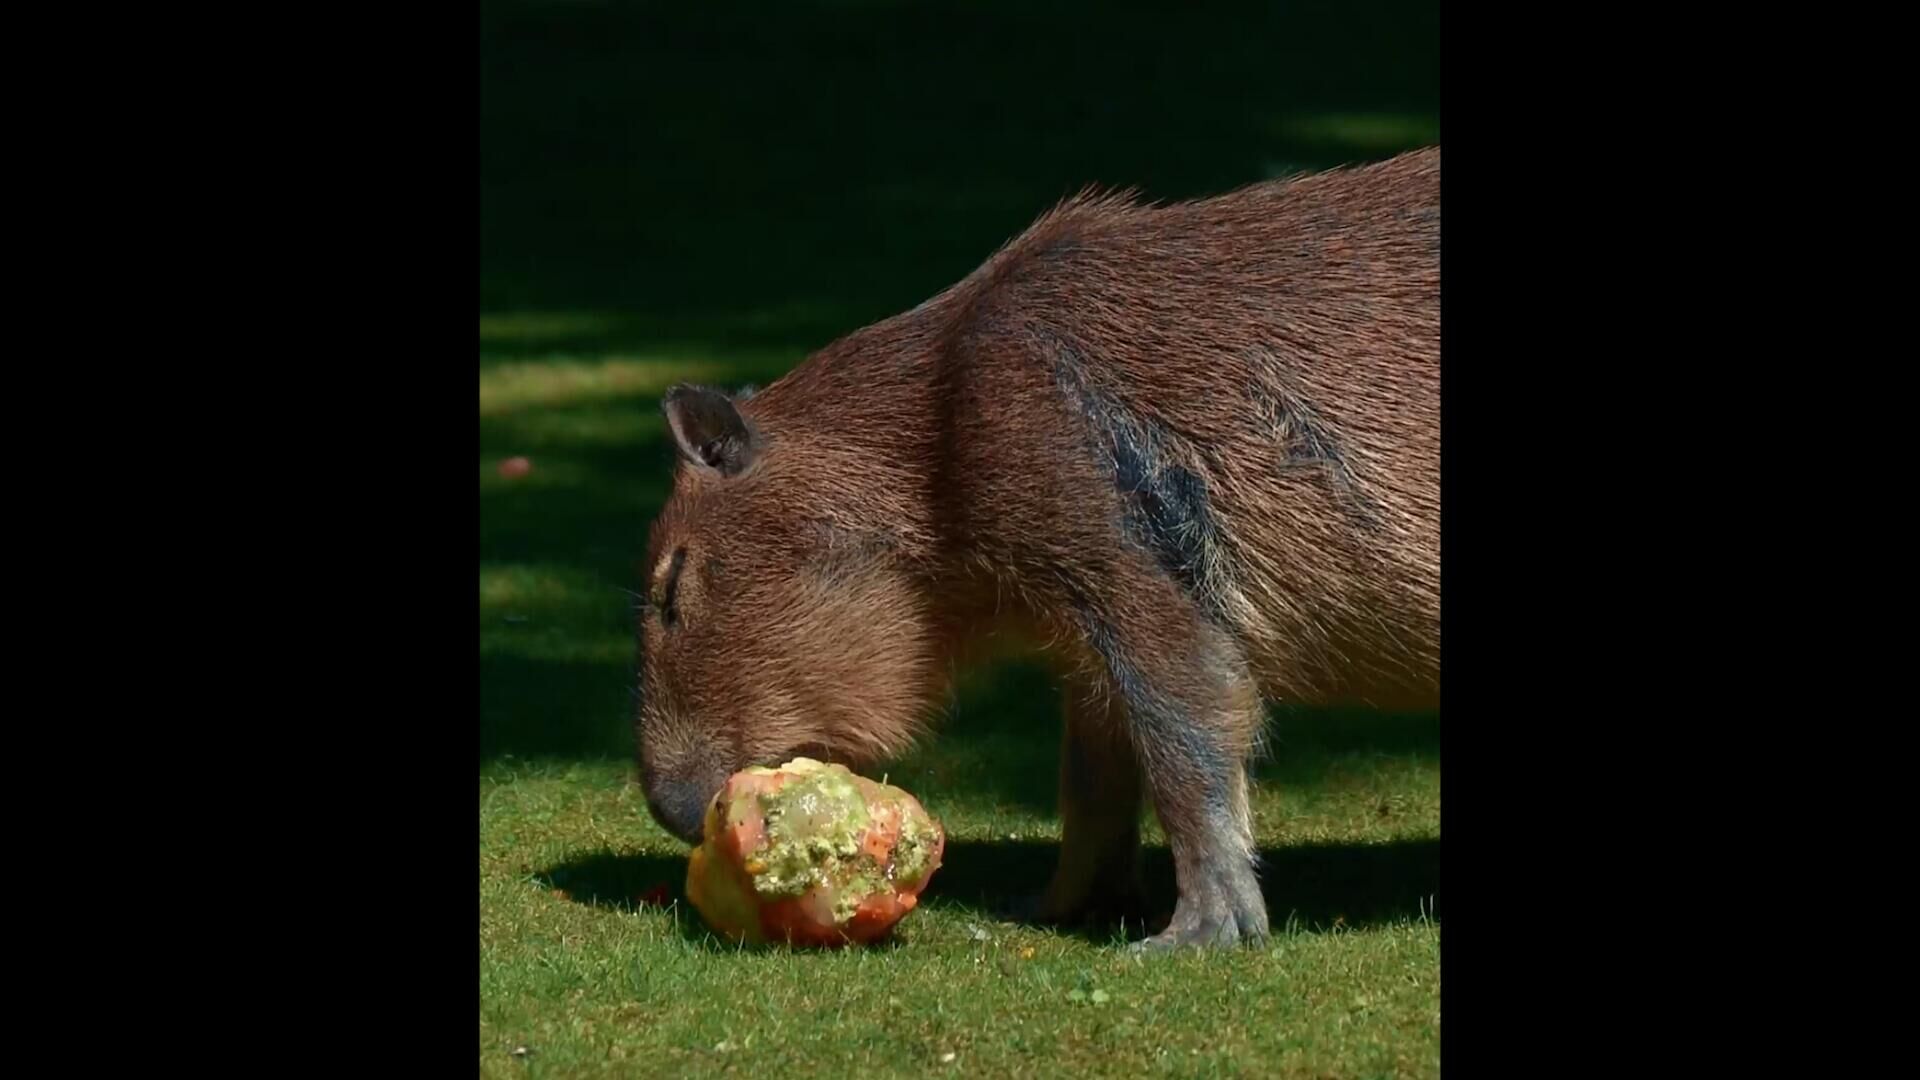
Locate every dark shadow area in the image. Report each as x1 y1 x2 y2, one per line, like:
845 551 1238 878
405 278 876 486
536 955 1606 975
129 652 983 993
480 654 636 761
877 694 1439 818
1256 705 1444 787
476 436 670 574
539 835 1438 945
926 838 1440 940
481 0 1439 348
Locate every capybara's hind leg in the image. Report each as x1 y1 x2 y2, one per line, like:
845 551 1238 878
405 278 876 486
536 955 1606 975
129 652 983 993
1078 568 1269 950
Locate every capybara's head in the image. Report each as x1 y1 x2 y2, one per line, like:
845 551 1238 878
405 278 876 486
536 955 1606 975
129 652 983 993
635 384 937 844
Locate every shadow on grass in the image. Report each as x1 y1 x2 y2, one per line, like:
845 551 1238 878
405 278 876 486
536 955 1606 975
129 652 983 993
538 835 1438 947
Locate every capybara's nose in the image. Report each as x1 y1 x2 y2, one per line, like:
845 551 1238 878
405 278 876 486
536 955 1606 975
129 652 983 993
644 778 712 845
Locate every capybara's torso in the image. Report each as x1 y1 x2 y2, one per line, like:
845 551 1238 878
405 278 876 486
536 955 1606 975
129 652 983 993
750 148 1437 707
640 148 1439 948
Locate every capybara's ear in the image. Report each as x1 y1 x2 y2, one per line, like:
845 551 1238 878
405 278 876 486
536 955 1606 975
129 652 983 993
662 384 759 477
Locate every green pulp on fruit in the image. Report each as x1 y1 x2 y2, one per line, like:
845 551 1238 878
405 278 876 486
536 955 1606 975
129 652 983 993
746 759 872 899
891 801 935 887
725 758 938 927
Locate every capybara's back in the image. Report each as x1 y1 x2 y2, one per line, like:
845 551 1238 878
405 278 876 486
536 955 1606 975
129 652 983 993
938 147 1439 710
639 148 1439 950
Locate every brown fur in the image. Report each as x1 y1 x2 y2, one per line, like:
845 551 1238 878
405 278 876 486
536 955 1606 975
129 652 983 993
638 147 1439 949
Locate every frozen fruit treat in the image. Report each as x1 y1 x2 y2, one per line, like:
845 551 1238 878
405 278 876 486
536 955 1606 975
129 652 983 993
684 758 944 946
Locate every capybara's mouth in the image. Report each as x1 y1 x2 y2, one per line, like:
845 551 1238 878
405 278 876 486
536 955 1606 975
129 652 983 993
643 780 715 846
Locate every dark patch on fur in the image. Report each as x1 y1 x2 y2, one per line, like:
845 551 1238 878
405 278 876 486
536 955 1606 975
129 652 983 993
1248 371 1382 529
1252 375 1338 471
1052 350 1228 621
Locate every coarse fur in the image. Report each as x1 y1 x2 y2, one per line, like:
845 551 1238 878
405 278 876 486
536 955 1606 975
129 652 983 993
637 147 1439 950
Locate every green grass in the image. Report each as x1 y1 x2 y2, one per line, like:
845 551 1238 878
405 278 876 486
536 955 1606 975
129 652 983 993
481 707 1438 1077
481 1 1438 1073
480 704 1438 1077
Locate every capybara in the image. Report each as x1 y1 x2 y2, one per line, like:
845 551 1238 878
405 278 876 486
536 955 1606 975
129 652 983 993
637 147 1438 949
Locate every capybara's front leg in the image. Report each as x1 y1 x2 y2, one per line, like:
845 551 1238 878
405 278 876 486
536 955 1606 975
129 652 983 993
1018 677 1149 929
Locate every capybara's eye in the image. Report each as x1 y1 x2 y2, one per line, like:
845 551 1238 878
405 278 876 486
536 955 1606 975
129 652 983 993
658 547 688 627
